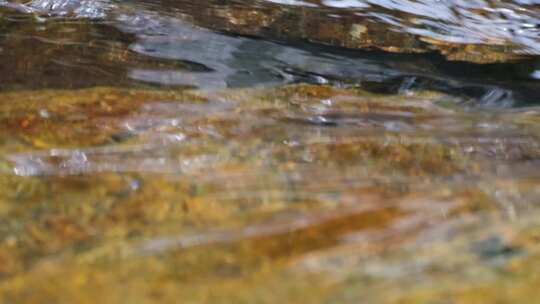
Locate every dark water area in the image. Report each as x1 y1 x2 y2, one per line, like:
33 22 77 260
1 1 540 106
2 1 540 303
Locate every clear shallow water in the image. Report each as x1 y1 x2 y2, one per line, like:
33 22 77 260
2 0 540 105
1 1 540 303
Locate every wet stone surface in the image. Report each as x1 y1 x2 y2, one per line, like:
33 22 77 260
6 0 540 63
0 84 539 303
0 1 540 303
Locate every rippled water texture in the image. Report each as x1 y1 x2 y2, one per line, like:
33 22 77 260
1 1 540 303
15 0 540 62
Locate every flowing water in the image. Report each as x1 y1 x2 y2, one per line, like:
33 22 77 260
1 1 540 303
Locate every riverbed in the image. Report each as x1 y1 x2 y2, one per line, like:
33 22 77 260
1 1 540 303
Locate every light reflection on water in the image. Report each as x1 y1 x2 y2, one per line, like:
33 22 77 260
0 1 540 303
263 0 540 48
2 1 540 104
6 0 540 51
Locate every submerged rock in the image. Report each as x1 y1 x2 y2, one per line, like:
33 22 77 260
0 85 539 302
1 3 539 107
165 0 540 63
2 1 540 302
4 0 540 63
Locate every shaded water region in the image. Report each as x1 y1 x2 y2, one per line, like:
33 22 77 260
1 1 540 105
1 1 540 303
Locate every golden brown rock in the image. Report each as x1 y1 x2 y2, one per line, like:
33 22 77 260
0 84 537 302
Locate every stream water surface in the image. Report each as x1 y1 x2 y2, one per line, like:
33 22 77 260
1 1 540 303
